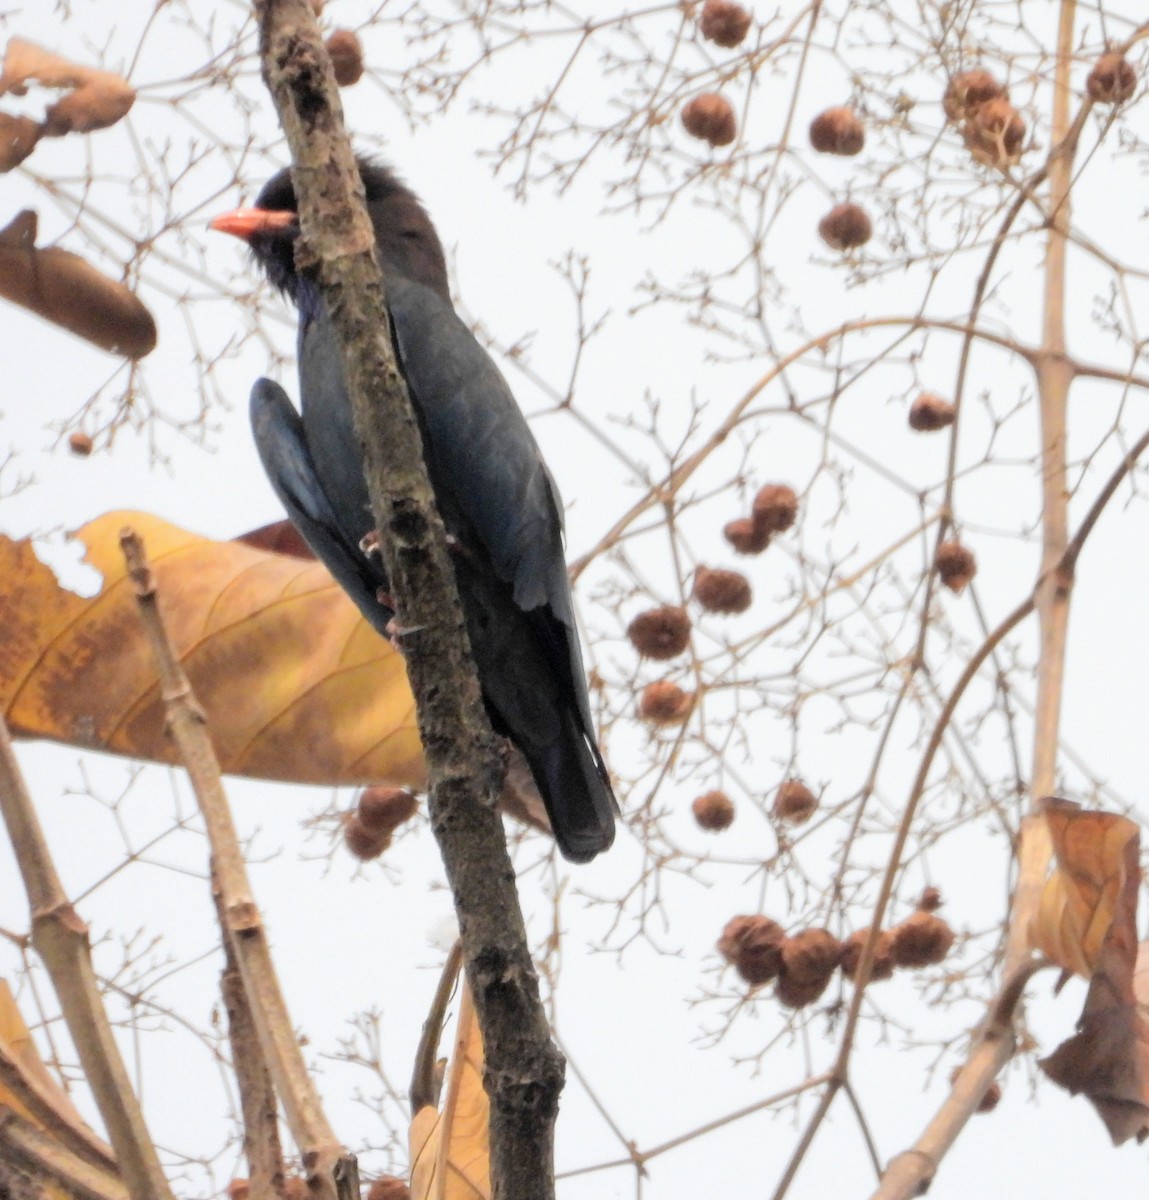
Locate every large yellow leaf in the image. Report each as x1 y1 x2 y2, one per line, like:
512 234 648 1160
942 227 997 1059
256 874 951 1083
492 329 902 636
0 512 425 789
410 979 490 1200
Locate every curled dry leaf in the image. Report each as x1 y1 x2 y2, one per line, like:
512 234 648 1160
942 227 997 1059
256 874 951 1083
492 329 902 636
1029 798 1140 980
1036 799 1149 1144
0 37 135 134
0 209 156 358
0 511 425 790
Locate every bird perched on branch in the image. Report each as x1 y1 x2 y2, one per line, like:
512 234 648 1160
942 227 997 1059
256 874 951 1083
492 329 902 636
211 160 616 862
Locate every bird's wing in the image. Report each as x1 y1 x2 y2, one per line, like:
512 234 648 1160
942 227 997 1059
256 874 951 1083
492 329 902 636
249 377 393 631
384 276 571 621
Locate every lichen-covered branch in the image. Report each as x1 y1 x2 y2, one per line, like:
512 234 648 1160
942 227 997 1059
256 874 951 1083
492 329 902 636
254 4 565 1196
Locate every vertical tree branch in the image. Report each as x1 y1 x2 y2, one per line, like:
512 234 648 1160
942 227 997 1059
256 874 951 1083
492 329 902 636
260 7 567 1194
0 716 174 1200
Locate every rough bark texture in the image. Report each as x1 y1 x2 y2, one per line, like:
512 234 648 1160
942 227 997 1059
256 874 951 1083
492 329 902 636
255 4 566 1197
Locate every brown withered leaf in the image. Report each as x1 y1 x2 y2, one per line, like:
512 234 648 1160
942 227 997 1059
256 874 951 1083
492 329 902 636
1039 805 1149 1143
410 973 490 1200
1029 797 1140 978
0 112 42 171
0 38 135 134
0 981 121 1191
0 511 425 790
0 210 157 358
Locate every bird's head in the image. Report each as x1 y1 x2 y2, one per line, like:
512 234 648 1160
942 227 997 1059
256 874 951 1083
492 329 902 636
211 158 450 304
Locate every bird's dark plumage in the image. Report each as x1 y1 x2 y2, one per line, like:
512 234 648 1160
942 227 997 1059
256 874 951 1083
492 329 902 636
219 161 616 862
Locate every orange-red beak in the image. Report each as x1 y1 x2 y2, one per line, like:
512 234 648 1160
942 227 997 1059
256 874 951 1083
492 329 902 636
209 207 296 241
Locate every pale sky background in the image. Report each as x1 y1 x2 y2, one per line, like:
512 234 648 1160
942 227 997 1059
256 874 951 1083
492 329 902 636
1 3 1148 1198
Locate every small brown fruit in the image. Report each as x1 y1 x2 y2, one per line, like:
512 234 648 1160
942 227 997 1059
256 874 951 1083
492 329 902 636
840 929 895 981
780 928 841 989
942 69 1006 123
281 1179 310 1200
639 680 692 724
718 914 785 985
935 539 977 593
698 0 753 49
68 431 93 457
681 93 737 147
773 779 818 825
342 813 390 861
692 566 752 614
751 483 799 533
908 392 955 432
809 106 865 155
326 30 365 87
917 885 943 912
627 605 692 660
950 1066 1002 1113
775 971 832 1008
818 202 872 250
962 97 1025 166
692 789 735 831
891 911 955 968
366 1178 411 1200
357 787 419 835
1087 53 1137 104
724 516 771 555
227 1182 249 1200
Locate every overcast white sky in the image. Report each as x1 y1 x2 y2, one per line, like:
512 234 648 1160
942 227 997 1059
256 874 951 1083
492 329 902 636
1 3 1148 1198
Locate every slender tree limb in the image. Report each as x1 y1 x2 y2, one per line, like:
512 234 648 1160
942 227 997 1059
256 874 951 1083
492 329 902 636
119 529 351 1200
216 882 286 1200
254 6 566 1196
0 715 173 1200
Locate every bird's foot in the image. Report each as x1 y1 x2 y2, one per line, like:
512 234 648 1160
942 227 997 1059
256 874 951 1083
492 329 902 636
384 614 425 655
360 529 382 558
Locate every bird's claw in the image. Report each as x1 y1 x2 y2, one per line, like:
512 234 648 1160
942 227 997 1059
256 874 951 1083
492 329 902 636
360 529 382 558
385 615 426 654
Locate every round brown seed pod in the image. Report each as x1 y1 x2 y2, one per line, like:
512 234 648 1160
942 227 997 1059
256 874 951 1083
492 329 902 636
68 431 93 457
908 392 955 432
357 787 419 835
773 779 818 825
935 539 977 593
751 483 799 533
781 928 841 986
949 1066 1002 1113
724 516 771 555
917 885 943 912
366 1177 412 1200
809 106 865 156
775 970 833 1009
962 97 1025 166
818 202 872 251
627 605 692 660
1087 53 1137 104
942 68 1006 123
840 929 896 981
692 789 735 831
693 566 752 614
227 1182 249 1200
281 1179 310 1200
681 93 737 147
639 680 692 724
718 914 785 985
699 0 753 48
342 813 390 861
326 29 365 87
891 911 955 968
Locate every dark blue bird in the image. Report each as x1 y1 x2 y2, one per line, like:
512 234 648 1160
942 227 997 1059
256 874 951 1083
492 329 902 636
212 161 616 862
